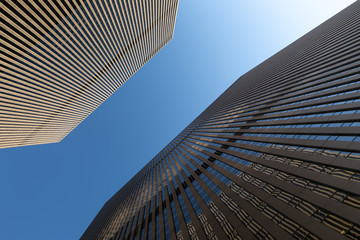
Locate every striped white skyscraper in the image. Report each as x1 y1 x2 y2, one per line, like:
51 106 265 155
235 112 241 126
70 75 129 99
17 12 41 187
1 0 179 148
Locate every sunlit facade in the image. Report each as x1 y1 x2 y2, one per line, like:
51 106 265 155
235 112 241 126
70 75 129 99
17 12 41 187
1 0 178 148
82 2 360 240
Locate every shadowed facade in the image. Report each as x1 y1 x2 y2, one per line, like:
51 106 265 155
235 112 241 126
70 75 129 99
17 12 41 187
83 2 360 240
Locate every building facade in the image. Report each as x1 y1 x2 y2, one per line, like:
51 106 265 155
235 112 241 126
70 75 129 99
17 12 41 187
82 2 360 240
0 0 178 148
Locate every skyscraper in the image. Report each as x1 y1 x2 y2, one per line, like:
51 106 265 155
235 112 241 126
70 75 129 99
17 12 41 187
82 2 360 240
0 0 179 148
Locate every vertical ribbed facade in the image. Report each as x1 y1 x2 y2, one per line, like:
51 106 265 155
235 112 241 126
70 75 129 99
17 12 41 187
0 0 179 148
82 2 360 240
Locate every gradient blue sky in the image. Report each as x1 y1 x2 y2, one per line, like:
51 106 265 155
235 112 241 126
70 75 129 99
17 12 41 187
0 1 356 239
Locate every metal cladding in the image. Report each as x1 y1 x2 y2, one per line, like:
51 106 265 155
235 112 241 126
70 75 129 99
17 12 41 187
0 0 178 148
86 2 360 240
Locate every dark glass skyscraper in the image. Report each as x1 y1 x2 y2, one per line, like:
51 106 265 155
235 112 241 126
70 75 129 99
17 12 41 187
82 2 360 240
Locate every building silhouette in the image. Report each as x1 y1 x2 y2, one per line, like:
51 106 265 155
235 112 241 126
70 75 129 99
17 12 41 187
83 2 360 240
0 0 178 148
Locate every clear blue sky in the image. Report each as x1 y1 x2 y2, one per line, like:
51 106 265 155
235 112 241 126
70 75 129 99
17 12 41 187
0 1 356 239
